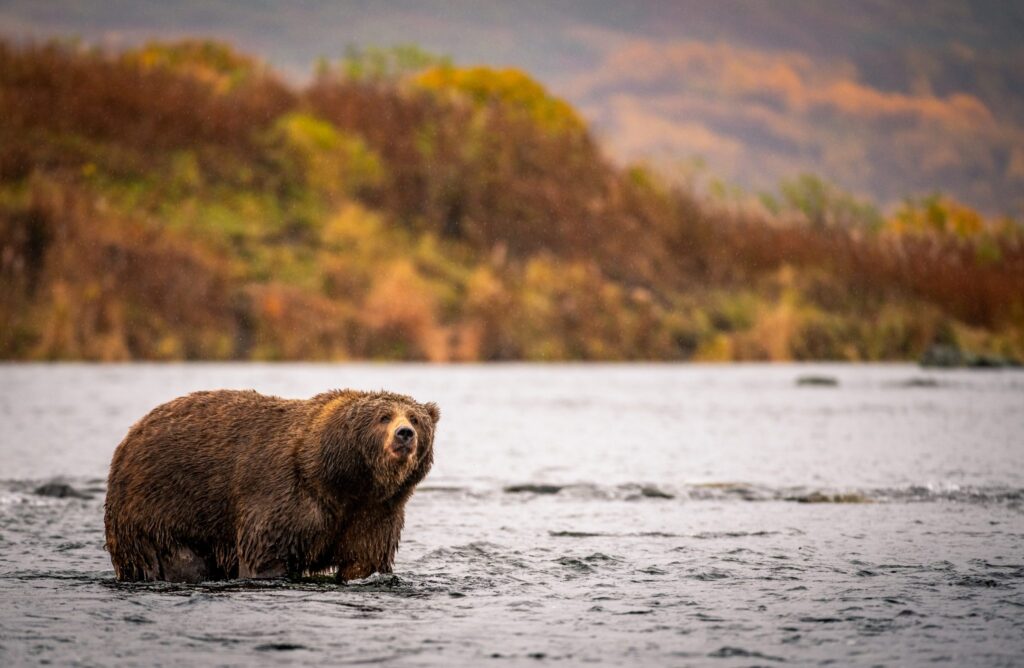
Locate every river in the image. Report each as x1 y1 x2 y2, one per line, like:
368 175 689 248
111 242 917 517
1 363 1022 665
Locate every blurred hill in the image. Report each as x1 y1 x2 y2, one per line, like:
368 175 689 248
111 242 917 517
1 40 1022 361
1 0 1022 216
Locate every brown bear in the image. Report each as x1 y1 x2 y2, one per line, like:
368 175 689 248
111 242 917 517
104 389 439 583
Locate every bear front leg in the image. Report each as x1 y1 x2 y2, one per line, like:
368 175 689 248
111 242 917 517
335 503 405 583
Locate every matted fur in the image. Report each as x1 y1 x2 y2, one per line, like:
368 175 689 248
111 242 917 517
103 389 439 583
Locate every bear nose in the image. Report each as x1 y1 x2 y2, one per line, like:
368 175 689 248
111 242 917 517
395 426 415 443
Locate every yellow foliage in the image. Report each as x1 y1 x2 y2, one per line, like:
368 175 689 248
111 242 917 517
888 195 985 237
267 113 384 201
322 201 389 255
413 65 584 133
693 334 734 362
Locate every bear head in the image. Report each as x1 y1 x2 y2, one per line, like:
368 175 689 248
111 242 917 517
315 390 440 500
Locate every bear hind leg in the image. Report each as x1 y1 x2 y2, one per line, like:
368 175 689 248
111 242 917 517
107 533 161 582
238 556 287 579
159 545 211 583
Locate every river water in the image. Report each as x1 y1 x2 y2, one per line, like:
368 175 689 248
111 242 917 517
1 363 1022 666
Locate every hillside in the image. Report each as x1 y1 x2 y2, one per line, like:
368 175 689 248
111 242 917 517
1 40 1022 362
4 1 1024 215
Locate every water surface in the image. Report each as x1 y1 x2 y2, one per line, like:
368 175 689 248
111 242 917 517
1 363 1022 665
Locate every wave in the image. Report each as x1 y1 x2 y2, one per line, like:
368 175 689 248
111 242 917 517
500 481 1024 506
3 478 1021 508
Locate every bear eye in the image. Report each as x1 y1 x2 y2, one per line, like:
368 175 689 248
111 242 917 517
378 413 390 424
409 415 419 426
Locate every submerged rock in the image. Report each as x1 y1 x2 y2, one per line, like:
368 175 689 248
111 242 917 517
785 491 872 504
639 485 674 499
254 643 307 652
899 377 940 388
504 483 563 495
34 482 93 500
796 375 839 387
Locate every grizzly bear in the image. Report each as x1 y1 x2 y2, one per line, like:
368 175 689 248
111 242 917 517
104 389 439 583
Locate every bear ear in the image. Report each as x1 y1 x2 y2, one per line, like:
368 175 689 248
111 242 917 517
425 402 441 424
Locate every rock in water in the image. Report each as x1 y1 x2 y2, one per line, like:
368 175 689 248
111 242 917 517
796 375 838 386
34 482 92 499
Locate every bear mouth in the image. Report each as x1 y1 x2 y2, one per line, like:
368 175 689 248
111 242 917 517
388 441 416 461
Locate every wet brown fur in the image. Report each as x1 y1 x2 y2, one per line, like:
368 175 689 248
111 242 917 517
103 389 439 583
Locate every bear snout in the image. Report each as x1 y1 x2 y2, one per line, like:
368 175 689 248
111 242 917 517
391 425 417 456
